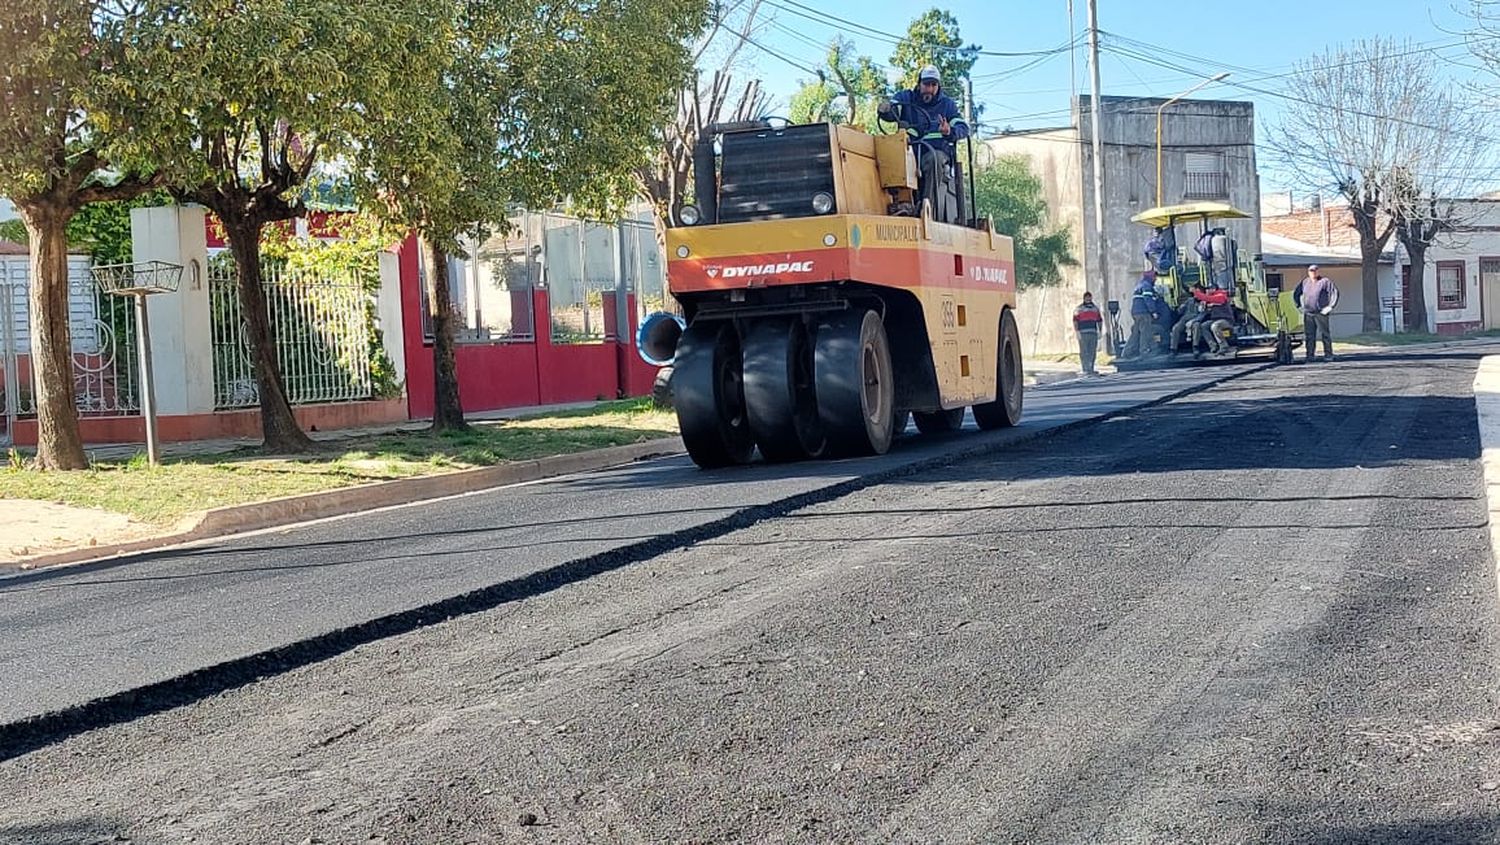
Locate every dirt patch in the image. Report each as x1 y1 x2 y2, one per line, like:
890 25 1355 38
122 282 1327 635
0 499 169 566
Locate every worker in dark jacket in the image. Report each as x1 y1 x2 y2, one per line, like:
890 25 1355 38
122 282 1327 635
1073 291 1105 376
880 65 970 155
879 65 970 222
1293 264 1340 362
1124 271 1165 358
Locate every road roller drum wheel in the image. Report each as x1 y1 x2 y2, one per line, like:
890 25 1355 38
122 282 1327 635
674 321 755 468
814 308 896 457
742 317 825 462
913 406 966 434
973 308 1024 430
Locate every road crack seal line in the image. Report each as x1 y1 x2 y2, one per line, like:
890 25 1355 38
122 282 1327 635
0 364 1274 764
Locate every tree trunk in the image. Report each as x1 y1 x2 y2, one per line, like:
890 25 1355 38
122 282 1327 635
1359 235 1382 333
424 237 466 433
18 202 89 470
1403 242 1431 334
223 219 315 453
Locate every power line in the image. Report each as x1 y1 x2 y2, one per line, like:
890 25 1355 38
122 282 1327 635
719 22 823 76
764 0 1080 58
976 115 1500 187
1102 31 1471 88
765 18 838 64
1103 43 1500 143
969 36 1082 82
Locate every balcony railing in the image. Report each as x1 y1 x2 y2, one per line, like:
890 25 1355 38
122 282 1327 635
1184 171 1229 200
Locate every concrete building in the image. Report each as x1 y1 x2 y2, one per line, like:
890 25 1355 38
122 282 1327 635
986 94 1260 356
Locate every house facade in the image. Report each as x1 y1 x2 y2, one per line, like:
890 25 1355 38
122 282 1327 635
986 95 1260 355
1262 197 1495 335
1259 231 1396 338
1410 198 1500 335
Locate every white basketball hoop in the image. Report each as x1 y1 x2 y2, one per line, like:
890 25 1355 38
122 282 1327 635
91 260 183 296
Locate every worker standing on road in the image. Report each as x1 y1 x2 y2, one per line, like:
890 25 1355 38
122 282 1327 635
1293 264 1339 362
1125 270 1164 358
1073 291 1104 376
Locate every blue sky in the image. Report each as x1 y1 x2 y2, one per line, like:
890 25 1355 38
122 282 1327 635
735 0 1486 194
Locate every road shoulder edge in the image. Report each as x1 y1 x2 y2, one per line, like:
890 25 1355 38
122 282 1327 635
1473 356 1500 577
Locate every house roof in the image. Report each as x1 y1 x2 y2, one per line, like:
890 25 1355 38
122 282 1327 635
1260 231 1392 267
0 239 27 255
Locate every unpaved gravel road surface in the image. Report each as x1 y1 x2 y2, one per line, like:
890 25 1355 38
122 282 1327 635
4 349 1500 844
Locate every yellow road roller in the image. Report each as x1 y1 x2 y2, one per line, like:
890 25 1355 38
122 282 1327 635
645 119 1024 468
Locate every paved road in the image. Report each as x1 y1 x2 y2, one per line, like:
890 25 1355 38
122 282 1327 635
0 364 1246 728
4 347 1500 845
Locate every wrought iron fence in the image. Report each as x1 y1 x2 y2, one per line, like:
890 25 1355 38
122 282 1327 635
210 261 375 409
1 256 141 444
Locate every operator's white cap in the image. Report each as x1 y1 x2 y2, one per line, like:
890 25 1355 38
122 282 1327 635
919 65 940 83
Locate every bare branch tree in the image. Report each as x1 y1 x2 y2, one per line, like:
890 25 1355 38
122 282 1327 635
1266 38 1491 332
636 0 769 243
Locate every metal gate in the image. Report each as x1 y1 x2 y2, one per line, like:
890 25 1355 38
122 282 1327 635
209 261 375 409
0 255 139 447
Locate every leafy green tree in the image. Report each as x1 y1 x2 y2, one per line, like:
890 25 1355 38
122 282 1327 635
788 79 844 125
889 9 980 118
973 155 1077 289
137 0 451 452
787 39 888 131
0 3 165 469
827 40 890 131
375 0 710 431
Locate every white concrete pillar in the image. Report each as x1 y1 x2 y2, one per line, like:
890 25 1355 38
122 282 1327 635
376 249 406 393
130 205 214 415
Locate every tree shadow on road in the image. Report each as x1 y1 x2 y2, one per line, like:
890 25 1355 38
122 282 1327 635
0 817 126 845
1286 815 1500 844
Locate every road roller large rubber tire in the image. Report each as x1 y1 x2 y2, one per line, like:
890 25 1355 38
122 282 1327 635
973 308 1024 429
674 321 755 468
743 317 826 462
814 309 895 457
913 407 966 434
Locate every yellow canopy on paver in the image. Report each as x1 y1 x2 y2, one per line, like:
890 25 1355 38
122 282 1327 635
1129 202 1252 228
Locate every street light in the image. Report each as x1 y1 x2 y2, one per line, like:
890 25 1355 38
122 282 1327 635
1156 72 1230 207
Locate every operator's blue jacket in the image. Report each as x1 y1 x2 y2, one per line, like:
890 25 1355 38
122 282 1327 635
889 87 970 151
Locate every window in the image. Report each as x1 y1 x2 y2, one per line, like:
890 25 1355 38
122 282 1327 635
1437 260 1467 310
421 214 541 344
1265 272 1284 292
542 214 617 344
1183 152 1228 199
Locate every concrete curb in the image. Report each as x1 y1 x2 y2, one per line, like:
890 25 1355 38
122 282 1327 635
1472 357 1500 579
5 437 686 572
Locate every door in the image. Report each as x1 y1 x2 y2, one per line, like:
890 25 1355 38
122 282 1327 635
1482 258 1500 330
